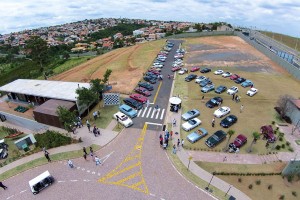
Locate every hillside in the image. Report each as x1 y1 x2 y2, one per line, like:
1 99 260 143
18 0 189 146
260 31 299 52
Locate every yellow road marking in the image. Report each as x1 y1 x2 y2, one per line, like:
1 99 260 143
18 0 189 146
153 81 162 104
98 123 149 194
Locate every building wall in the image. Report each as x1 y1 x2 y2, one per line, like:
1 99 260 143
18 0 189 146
286 101 300 126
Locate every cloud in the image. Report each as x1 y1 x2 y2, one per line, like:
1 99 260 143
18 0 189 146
0 0 299 37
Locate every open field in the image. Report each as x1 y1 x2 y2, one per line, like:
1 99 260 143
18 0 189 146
176 36 300 153
196 161 299 200
51 40 165 94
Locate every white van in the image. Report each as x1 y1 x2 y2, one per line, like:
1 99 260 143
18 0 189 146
29 171 54 195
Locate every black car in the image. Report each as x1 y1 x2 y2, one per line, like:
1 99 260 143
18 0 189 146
220 115 238 128
200 68 211 73
215 85 227 94
145 72 158 78
205 130 227 148
143 76 156 84
234 77 246 84
185 74 197 82
205 97 223 108
138 82 154 91
123 98 143 110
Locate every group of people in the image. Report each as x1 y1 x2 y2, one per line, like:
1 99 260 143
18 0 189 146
70 116 83 134
68 146 102 168
232 94 241 103
160 130 172 149
85 120 101 137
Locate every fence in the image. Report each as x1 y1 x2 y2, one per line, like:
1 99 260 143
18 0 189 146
166 31 234 39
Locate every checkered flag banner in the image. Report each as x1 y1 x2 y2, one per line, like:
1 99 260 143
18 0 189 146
103 93 120 106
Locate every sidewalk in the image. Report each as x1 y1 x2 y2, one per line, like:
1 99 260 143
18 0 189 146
0 119 118 175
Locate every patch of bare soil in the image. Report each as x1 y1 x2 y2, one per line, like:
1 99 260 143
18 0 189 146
186 36 287 74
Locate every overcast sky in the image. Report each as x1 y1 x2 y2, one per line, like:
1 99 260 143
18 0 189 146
0 0 299 37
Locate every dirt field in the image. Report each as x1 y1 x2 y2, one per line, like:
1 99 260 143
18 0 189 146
51 40 165 94
184 36 287 74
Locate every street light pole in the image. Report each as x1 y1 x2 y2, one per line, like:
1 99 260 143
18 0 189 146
205 173 215 190
225 185 232 196
187 156 193 170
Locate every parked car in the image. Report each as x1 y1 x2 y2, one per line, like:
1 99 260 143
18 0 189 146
220 115 238 128
123 98 143 110
214 106 230 118
195 76 206 83
227 86 239 95
200 68 211 73
241 80 253 87
230 74 240 80
172 66 182 72
205 130 227 148
134 87 151 96
246 88 258 96
148 69 161 75
214 70 224 75
143 76 156 84
199 78 212 87
119 104 137 118
145 72 158 78
234 77 246 84
205 97 223 108
215 85 227 94
182 118 202 131
187 128 208 143
181 109 200 121
113 112 133 127
178 68 188 75
222 72 232 77
232 134 247 148
201 84 215 93
185 74 197 82
153 62 164 66
138 82 154 91
129 93 148 103
260 125 276 143
190 66 200 72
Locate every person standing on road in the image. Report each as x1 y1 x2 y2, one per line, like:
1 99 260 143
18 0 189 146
0 181 8 190
146 99 150 108
83 147 87 155
68 159 74 168
44 150 51 162
212 118 215 128
155 105 159 113
172 118 176 127
83 153 87 160
90 146 94 158
177 139 180 150
95 156 102 166
86 120 91 132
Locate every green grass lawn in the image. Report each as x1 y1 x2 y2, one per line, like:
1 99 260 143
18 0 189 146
53 56 93 75
175 64 299 154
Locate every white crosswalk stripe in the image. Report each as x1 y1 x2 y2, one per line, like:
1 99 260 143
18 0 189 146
136 106 165 120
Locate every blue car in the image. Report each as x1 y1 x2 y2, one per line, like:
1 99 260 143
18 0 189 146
119 104 138 118
187 128 208 143
241 80 253 87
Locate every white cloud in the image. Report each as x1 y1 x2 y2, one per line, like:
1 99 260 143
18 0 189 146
0 0 299 36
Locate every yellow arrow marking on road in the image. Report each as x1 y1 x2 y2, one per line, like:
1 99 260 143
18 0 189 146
98 123 149 194
153 81 162 104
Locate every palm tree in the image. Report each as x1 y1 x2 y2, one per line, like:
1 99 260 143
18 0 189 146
224 129 235 151
247 132 260 153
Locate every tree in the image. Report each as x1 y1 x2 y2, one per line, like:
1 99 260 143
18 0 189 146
194 23 203 32
103 69 112 84
25 36 49 74
63 51 70 60
90 78 105 99
247 132 260 153
76 87 98 115
56 106 76 131
224 129 235 151
276 95 293 119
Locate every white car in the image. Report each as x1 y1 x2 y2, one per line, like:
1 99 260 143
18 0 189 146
178 68 188 75
195 76 206 83
247 88 258 96
182 118 202 131
214 106 231 118
214 70 224 75
152 64 164 68
227 86 239 95
113 112 133 127
222 72 232 77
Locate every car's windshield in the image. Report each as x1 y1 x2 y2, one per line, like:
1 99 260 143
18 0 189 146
120 115 128 121
227 117 233 122
188 110 195 115
189 119 196 125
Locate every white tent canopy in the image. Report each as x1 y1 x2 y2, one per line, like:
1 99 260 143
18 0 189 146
169 96 182 105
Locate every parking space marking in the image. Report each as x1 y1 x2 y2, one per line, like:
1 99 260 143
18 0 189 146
141 107 148 117
146 107 152 118
160 109 165 120
6 195 14 199
19 190 27 194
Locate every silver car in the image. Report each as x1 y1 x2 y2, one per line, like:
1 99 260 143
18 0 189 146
201 84 215 93
181 109 200 121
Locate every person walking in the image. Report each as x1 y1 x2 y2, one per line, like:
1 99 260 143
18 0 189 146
201 95 205 103
172 144 177 154
83 147 87 155
95 156 102 166
232 94 235 101
155 105 159 113
90 146 94 158
83 153 87 160
170 131 173 140
44 150 51 162
177 139 180 150
172 118 176 127
146 99 150 108
0 182 8 190
212 118 215 128
68 159 74 168
86 120 91 132
240 105 244 113
181 139 184 148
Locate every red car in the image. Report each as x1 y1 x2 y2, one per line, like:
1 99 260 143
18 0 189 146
172 66 182 72
233 134 247 148
190 66 200 72
129 93 148 103
134 87 151 97
148 69 161 75
230 74 240 80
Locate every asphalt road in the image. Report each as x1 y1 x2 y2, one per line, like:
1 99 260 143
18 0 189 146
3 127 215 200
132 40 182 130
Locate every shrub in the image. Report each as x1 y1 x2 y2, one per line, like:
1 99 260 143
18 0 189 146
268 184 272 190
286 141 290 146
279 195 285 200
35 130 75 149
275 145 281 150
271 121 275 125
248 184 253 189
281 144 285 149
292 191 297 197
238 178 242 182
279 137 283 142
255 180 261 185
288 147 294 152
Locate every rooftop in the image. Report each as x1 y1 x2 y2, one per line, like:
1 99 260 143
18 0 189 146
0 79 90 102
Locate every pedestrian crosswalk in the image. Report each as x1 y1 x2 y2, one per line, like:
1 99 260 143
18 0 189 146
137 106 165 120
